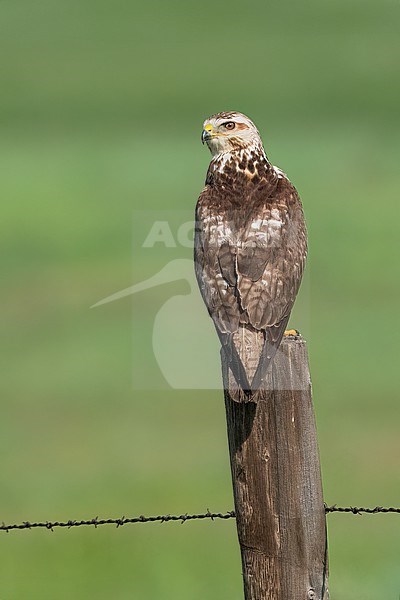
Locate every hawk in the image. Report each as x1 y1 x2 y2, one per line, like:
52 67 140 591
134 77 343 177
194 111 307 397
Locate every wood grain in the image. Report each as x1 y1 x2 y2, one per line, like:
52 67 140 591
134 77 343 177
222 336 329 599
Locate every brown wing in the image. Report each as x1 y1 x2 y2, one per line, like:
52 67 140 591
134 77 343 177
194 199 241 333
195 176 307 334
237 184 307 331
194 200 252 391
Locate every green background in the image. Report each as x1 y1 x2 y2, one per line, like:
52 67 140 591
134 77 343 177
1 1 399 598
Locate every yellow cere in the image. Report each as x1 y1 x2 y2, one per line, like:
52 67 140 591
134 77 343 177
204 124 213 132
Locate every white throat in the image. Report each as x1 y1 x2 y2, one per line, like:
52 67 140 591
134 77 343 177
211 143 267 174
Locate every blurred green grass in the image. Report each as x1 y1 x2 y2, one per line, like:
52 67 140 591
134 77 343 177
1 0 400 598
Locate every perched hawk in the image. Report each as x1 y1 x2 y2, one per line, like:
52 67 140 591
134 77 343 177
194 111 307 397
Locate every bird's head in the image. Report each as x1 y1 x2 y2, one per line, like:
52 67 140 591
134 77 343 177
201 111 262 157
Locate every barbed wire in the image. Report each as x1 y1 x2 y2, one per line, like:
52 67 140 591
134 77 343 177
1 505 399 533
0 510 235 533
324 504 400 515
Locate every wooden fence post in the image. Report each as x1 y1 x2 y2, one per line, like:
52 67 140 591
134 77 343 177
222 335 329 600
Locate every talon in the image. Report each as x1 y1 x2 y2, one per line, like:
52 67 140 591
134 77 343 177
284 329 300 337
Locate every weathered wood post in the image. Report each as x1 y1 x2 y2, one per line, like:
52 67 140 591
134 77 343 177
222 335 329 600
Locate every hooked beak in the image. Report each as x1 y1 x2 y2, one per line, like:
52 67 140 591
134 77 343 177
201 129 210 144
201 124 214 144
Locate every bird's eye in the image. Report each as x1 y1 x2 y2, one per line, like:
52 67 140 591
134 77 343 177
223 121 235 130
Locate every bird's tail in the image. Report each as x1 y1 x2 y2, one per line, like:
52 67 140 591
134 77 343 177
218 332 253 399
222 318 290 400
251 317 289 392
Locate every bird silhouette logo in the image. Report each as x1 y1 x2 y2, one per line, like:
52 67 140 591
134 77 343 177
91 215 308 391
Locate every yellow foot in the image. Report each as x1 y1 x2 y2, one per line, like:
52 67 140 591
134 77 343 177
284 329 300 337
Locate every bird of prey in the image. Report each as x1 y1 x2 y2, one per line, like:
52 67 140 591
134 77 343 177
194 111 307 397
